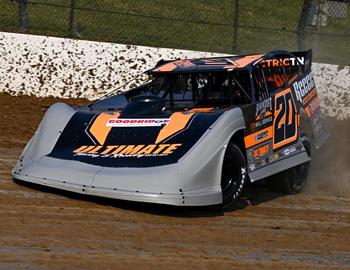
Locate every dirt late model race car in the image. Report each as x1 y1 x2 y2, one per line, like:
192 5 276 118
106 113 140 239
13 50 328 208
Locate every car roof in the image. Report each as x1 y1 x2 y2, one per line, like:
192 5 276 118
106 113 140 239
147 53 265 74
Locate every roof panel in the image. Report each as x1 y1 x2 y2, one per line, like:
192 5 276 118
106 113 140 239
149 54 265 74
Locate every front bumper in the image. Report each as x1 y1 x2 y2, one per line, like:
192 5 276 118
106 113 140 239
12 156 222 206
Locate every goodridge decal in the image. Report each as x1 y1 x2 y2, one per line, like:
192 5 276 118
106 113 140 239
73 144 182 158
106 118 171 127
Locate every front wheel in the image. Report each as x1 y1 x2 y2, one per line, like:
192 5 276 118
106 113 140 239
221 143 247 209
267 134 311 194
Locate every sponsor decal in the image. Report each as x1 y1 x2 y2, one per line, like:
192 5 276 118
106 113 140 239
302 88 317 105
249 164 256 172
253 144 270 159
244 127 273 148
274 153 280 160
252 116 273 129
293 73 316 103
304 95 320 117
247 151 254 162
106 118 171 127
255 130 269 141
256 98 272 119
284 148 290 156
260 57 304 68
251 98 273 129
290 146 297 153
73 144 182 158
283 146 297 157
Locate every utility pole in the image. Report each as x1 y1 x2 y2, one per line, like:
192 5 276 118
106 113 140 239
297 0 312 51
68 0 76 38
232 0 240 52
18 0 28 33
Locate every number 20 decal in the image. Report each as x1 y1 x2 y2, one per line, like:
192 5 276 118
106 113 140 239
273 88 299 150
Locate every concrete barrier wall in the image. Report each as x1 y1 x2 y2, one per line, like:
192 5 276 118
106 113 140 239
0 32 349 119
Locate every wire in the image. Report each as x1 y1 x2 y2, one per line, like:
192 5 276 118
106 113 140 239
88 71 147 109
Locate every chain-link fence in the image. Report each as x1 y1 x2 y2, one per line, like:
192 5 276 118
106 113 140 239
1 0 349 65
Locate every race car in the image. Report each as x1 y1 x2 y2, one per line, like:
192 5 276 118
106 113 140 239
12 50 328 208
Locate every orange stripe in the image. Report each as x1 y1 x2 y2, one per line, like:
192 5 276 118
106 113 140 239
189 107 214 112
244 126 273 148
224 54 265 69
155 112 194 144
288 99 293 125
154 62 177 72
89 112 120 145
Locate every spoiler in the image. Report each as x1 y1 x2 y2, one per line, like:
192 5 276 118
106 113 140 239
291 49 312 72
255 49 312 73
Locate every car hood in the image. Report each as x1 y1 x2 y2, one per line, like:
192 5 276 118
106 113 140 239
48 109 224 167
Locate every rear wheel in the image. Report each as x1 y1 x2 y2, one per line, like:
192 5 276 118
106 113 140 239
267 134 311 194
221 143 247 209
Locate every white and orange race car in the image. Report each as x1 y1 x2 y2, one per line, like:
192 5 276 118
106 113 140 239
13 50 328 208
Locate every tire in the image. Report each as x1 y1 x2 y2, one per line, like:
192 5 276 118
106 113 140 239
221 143 247 209
267 134 311 194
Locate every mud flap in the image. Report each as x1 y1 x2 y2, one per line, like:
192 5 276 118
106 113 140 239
309 109 329 149
293 71 329 149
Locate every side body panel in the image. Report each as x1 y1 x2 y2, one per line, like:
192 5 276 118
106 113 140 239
242 64 327 181
241 88 311 182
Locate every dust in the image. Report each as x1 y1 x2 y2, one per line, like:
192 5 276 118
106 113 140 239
305 117 350 197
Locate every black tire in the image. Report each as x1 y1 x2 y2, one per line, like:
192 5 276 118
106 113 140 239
267 134 311 194
221 143 247 209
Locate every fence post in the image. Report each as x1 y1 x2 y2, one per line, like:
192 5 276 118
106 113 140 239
313 0 322 61
18 0 28 33
232 0 240 52
68 0 76 38
297 0 312 51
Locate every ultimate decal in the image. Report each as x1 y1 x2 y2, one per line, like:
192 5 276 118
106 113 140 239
73 144 182 158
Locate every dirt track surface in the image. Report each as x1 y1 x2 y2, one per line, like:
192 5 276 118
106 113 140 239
0 93 349 269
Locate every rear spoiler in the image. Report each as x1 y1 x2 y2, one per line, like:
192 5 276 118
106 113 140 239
291 49 312 72
254 50 312 73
